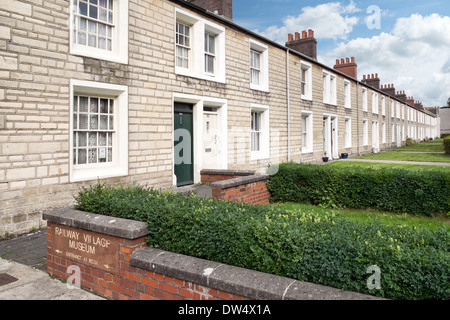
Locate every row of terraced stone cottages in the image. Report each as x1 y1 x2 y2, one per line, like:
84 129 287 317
0 0 440 236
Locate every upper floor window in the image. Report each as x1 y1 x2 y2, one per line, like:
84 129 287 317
71 0 128 64
249 40 269 92
250 49 261 85
175 9 225 83
344 80 351 108
322 71 336 105
300 61 312 100
362 88 368 112
176 22 190 69
372 92 378 114
381 96 385 116
204 32 216 74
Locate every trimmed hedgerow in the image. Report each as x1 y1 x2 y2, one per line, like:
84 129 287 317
444 136 450 155
266 162 450 215
74 183 449 300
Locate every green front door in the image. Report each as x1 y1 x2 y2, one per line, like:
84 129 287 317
174 103 194 186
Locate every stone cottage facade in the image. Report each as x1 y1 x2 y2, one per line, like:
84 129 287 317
0 0 440 236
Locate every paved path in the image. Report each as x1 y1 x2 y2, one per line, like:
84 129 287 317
0 228 104 300
339 158 450 166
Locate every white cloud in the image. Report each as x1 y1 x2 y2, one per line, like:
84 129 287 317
256 1 361 44
325 13 450 107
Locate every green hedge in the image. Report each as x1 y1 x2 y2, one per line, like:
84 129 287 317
74 183 449 300
267 163 450 215
444 137 450 155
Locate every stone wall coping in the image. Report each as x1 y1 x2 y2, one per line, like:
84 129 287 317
211 174 270 189
130 248 381 300
200 169 256 176
43 208 148 240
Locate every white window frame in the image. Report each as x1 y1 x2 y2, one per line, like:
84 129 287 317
345 117 352 148
396 102 400 119
344 80 351 108
249 40 269 92
372 120 379 148
300 61 312 101
390 100 394 118
391 123 395 142
381 96 385 116
362 88 368 112
382 121 386 144
301 111 313 153
322 70 337 105
250 104 269 160
70 0 128 64
175 8 226 83
363 119 368 146
372 92 378 114
70 79 128 182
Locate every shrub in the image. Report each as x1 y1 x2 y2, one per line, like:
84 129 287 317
267 163 450 215
444 137 450 155
406 138 417 146
74 183 450 300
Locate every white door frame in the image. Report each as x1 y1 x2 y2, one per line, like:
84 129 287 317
172 93 228 185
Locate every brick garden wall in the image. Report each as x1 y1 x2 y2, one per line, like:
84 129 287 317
43 208 377 301
211 176 271 205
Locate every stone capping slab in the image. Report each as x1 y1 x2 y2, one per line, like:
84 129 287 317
211 174 270 189
131 248 381 300
200 169 256 176
43 208 148 240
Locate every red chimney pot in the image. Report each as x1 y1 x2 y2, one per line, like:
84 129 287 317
308 29 314 38
288 33 294 41
302 30 307 39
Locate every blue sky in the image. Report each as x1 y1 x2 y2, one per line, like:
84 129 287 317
233 0 450 107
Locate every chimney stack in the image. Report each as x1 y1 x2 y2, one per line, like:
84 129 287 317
361 73 380 89
395 90 407 103
333 56 357 79
406 96 415 107
381 83 396 97
188 0 233 20
286 29 317 60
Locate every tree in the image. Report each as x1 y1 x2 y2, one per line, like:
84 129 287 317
448 97 450 106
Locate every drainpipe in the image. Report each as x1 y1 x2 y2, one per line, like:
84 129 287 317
286 48 290 161
356 82 360 156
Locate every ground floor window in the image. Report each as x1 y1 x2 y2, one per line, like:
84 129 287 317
70 80 128 182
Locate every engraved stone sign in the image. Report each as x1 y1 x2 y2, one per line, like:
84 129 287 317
52 225 120 274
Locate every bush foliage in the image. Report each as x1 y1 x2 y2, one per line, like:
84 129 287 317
444 136 450 155
267 163 450 215
74 183 449 300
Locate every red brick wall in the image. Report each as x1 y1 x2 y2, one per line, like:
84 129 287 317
201 174 242 184
46 222 246 300
212 180 270 205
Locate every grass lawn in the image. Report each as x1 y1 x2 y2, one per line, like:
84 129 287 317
391 139 445 152
276 202 450 232
358 151 450 162
328 160 450 172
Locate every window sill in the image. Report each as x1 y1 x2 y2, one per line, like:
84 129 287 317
176 67 226 84
250 151 269 161
71 46 128 65
71 166 128 183
250 83 269 93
